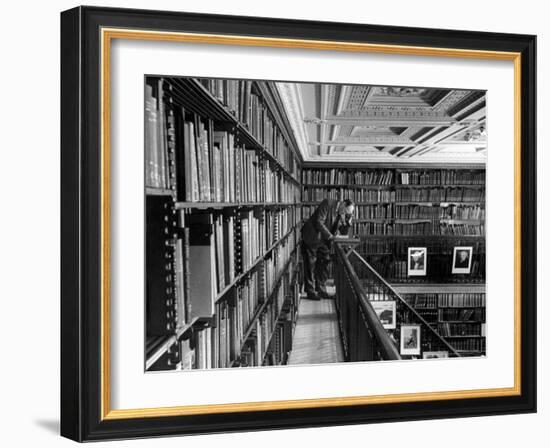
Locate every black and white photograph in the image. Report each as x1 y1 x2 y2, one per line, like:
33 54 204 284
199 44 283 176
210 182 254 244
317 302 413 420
400 325 421 355
145 76 487 372
452 246 473 274
371 301 397 329
408 247 427 276
55 5 541 440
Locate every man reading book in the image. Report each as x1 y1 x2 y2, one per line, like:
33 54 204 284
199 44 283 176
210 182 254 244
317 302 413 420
301 198 355 300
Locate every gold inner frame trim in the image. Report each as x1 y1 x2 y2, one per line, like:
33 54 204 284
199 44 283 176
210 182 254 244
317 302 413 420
100 27 522 421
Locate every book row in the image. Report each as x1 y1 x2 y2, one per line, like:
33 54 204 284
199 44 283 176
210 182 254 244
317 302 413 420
198 78 299 179
238 233 297 334
251 278 289 366
301 186 486 204
194 210 300 300
359 239 394 254
352 222 485 236
438 293 486 308
306 204 485 221
214 273 288 369
439 308 485 321
237 210 264 275
355 204 394 220
179 325 212 370
409 308 487 325
449 338 486 352
302 168 485 186
176 121 300 203
176 242 298 370
264 207 300 248
394 204 485 220
303 198 484 223
397 170 485 185
197 78 243 120
438 322 483 337
413 309 438 323
303 188 397 203
404 293 486 308
395 187 484 202
146 79 301 201
150 209 299 338
302 169 394 185
302 188 351 203
145 82 175 190
263 320 294 366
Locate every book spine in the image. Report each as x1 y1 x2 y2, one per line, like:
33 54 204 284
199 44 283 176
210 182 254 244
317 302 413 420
166 105 177 194
157 79 168 189
144 85 158 188
183 227 191 322
174 238 186 328
189 121 200 202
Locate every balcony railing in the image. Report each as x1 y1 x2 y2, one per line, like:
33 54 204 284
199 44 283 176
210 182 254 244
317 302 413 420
333 241 401 361
334 240 460 361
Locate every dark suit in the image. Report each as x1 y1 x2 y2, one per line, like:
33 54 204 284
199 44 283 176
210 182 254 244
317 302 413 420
301 199 351 295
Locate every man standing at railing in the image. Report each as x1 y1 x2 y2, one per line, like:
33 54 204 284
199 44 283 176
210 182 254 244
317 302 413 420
301 198 355 300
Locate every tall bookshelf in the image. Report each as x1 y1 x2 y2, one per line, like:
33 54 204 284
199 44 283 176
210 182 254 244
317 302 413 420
145 76 303 370
301 166 486 356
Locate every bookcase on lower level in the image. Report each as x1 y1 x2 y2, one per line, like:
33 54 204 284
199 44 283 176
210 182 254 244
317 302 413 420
145 76 304 370
401 291 487 356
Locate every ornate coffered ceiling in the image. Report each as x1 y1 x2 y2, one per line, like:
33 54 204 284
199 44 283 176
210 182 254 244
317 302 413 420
275 82 487 164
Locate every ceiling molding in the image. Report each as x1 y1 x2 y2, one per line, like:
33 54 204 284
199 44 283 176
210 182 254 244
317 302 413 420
320 84 329 156
276 81 486 164
275 82 310 160
322 136 417 146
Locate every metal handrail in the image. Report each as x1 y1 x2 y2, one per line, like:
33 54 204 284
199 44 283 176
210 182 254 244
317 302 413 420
334 242 401 360
350 249 461 357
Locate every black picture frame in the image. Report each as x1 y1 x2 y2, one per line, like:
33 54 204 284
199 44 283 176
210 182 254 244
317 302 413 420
61 5 537 442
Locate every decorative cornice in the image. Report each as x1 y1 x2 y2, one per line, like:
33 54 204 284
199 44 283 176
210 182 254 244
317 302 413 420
317 114 456 126
277 82 486 163
325 136 417 146
276 83 311 160
374 86 427 97
309 150 486 164
432 90 471 112
330 85 352 153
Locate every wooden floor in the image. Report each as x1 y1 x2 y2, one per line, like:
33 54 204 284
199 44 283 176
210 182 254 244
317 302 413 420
288 291 344 365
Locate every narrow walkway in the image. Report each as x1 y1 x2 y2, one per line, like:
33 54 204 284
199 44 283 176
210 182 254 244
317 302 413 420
288 291 344 365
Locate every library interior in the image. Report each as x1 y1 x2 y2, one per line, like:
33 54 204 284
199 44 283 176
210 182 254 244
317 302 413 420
145 77 487 371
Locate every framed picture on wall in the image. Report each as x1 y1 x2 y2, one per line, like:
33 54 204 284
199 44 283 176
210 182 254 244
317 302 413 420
371 301 397 329
61 5 536 442
453 246 473 274
400 325 422 355
408 247 427 276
